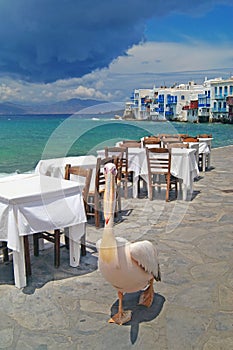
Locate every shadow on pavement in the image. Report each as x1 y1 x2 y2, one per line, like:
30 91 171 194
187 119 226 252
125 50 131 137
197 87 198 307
110 291 165 344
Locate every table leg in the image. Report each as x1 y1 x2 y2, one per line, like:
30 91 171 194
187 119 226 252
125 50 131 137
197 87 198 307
207 152 211 169
13 236 27 288
67 224 85 267
202 154 206 172
69 239 81 267
132 173 139 198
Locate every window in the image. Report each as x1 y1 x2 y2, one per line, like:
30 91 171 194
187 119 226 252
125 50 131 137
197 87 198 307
215 87 217 95
181 95 185 100
224 86 228 96
230 86 233 95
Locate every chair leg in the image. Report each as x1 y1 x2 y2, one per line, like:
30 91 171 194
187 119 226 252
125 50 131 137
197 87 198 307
81 234 86 256
54 229 60 268
24 236 31 276
33 234 40 257
166 174 170 202
2 242 9 262
94 195 100 228
124 179 128 199
148 176 153 200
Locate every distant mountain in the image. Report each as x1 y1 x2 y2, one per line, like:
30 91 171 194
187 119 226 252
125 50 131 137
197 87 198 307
0 102 26 115
0 98 105 115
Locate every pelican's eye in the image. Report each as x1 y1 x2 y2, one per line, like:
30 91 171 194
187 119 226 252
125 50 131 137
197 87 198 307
104 166 107 174
112 167 117 176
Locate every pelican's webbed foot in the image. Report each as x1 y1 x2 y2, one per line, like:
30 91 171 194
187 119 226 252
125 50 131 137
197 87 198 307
138 278 154 307
108 310 132 325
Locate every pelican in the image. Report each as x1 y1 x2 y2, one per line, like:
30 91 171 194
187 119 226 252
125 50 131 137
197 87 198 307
96 163 161 325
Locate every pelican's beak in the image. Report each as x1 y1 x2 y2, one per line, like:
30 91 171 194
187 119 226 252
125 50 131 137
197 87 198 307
104 164 117 226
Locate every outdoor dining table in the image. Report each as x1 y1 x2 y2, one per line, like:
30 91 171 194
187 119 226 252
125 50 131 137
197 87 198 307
183 139 212 172
197 137 213 171
140 148 199 200
97 147 199 200
0 173 86 288
35 155 97 178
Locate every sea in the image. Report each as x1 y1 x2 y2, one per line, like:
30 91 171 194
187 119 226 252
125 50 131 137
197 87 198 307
1 113 233 175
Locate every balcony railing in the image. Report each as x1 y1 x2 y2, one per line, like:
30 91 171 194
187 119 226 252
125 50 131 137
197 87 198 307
198 103 210 108
212 108 228 113
215 94 227 99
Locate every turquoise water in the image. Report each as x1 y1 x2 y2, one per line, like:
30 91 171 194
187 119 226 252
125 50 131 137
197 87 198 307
0 113 232 174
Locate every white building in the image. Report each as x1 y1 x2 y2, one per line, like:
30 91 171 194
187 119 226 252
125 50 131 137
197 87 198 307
210 77 233 122
124 77 233 123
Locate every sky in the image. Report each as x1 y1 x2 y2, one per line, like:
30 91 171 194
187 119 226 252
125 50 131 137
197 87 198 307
0 0 232 105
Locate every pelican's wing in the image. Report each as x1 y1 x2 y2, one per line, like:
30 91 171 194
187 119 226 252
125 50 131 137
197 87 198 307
130 240 161 281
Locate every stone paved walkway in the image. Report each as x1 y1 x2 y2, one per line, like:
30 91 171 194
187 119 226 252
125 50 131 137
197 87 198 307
0 146 233 349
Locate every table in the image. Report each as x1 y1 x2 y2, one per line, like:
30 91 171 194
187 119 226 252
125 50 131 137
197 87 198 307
140 148 199 200
35 155 97 178
0 173 86 288
97 147 199 200
184 140 211 172
197 138 213 171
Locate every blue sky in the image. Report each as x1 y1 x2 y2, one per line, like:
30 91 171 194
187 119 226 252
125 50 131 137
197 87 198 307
0 0 232 104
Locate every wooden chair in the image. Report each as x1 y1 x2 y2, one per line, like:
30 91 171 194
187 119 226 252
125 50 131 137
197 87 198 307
159 134 181 140
197 134 212 138
182 137 198 142
143 136 161 147
33 229 61 268
105 146 132 198
167 143 189 150
64 165 93 255
146 147 178 202
119 140 141 148
179 134 189 139
0 241 9 262
196 135 212 171
87 156 120 228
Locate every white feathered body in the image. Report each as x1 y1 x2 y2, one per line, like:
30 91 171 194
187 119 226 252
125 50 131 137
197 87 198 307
96 234 160 293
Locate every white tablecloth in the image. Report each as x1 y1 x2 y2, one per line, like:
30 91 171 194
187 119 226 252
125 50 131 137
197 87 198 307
97 147 199 200
35 155 97 178
0 173 86 288
197 138 213 171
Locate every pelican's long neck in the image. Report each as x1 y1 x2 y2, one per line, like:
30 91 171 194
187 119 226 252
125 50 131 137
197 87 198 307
101 167 117 248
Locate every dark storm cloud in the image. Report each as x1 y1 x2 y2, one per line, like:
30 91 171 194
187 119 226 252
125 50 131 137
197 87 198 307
0 0 231 82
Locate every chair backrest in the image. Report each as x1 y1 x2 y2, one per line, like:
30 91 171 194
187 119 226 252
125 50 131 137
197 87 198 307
95 156 118 194
179 134 189 139
146 147 171 175
182 137 198 142
162 140 183 149
120 140 141 148
121 140 140 144
105 146 127 178
167 143 189 150
64 164 93 203
119 142 141 148
159 134 181 140
143 136 161 147
104 146 125 159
